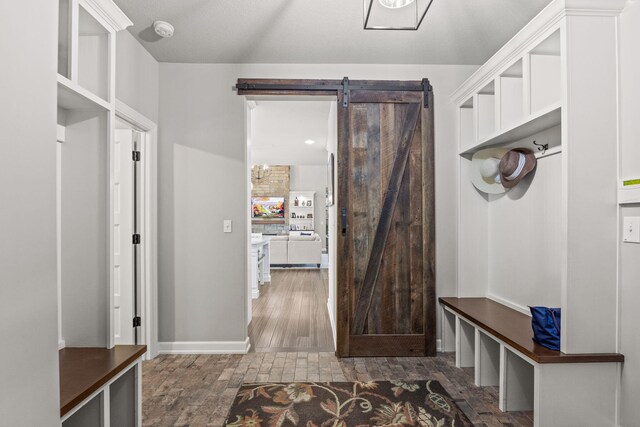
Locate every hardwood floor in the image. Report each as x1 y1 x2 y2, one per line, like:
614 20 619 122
142 352 533 426
248 269 334 352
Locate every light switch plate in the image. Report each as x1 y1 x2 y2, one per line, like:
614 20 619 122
623 217 640 243
223 220 232 233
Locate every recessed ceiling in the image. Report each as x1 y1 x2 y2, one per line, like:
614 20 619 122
114 0 552 64
250 100 333 166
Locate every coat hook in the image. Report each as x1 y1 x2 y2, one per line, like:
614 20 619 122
533 140 548 155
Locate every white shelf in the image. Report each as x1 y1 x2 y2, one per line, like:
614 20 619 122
619 183 640 205
460 103 561 156
57 74 111 111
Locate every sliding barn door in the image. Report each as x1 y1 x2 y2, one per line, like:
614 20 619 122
235 78 435 357
337 89 435 357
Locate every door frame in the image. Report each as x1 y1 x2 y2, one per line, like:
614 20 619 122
237 79 435 357
111 100 158 359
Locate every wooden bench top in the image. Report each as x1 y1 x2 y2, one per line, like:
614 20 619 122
439 297 623 364
59 345 147 417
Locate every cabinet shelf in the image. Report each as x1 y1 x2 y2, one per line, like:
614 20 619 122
460 103 561 156
57 74 111 111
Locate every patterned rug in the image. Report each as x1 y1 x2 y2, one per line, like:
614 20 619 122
224 380 473 427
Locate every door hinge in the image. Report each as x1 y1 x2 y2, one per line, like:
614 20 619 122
133 316 141 327
132 234 141 245
132 151 141 162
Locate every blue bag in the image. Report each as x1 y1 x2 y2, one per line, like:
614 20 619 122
529 306 561 351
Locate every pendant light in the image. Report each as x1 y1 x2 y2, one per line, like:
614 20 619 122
378 0 415 9
364 0 433 30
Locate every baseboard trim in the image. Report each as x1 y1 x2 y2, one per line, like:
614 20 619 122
58 340 66 350
436 339 442 353
158 338 251 354
327 300 337 349
487 293 530 315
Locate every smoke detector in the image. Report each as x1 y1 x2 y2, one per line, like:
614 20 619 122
153 21 174 38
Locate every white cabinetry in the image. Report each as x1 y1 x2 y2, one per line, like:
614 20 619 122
56 1 142 425
451 0 626 425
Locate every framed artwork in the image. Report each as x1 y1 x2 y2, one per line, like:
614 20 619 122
327 153 335 206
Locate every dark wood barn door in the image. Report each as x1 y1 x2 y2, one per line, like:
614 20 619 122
337 88 435 357
236 79 435 357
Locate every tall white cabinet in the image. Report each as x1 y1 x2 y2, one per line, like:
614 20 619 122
57 1 146 426
452 0 626 424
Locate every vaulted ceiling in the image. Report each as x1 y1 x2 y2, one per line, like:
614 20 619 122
114 0 552 64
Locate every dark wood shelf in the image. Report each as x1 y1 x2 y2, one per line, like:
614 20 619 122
59 345 146 417
439 297 624 364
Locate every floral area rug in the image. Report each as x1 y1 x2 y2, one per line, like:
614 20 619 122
224 380 473 427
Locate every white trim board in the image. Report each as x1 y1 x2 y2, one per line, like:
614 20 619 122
487 294 531 315
158 338 251 354
114 100 159 360
327 300 337 350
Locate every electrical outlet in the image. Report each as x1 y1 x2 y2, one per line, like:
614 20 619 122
623 217 640 243
223 220 232 233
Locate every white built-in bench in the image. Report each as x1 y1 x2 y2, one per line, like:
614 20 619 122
440 298 624 427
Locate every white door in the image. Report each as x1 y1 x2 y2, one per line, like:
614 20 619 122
114 129 135 345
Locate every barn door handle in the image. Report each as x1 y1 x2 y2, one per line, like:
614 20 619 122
341 208 347 235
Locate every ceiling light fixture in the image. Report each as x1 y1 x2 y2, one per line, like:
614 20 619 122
378 0 415 9
304 139 316 145
153 20 174 38
364 0 434 31
251 164 272 182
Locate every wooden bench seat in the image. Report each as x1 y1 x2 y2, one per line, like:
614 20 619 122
60 345 146 418
439 297 624 426
439 297 623 364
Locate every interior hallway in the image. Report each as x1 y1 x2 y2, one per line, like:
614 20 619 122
141 352 533 426
248 269 334 353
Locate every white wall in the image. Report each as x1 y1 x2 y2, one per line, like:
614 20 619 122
157 63 476 347
158 64 248 344
290 165 328 249
61 112 109 347
116 30 160 123
487 128 562 311
618 2 640 423
0 0 60 424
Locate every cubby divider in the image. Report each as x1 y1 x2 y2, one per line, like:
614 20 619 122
475 330 500 387
500 347 534 412
456 318 475 368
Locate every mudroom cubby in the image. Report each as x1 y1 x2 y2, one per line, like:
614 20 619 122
77 4 110 102
450 1 626 425
56 0 143 425
458 97 475 152
528 29 561 114
498 60 524 129
476 82 496 141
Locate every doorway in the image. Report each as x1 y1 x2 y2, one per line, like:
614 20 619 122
111 102 159 358
245 98 337 353
238 79 436 357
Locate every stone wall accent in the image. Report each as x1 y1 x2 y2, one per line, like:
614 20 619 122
251 165 290 234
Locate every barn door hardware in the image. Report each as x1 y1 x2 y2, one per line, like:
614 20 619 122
422 78 433 108
342 77 350 108
235 78 433 109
